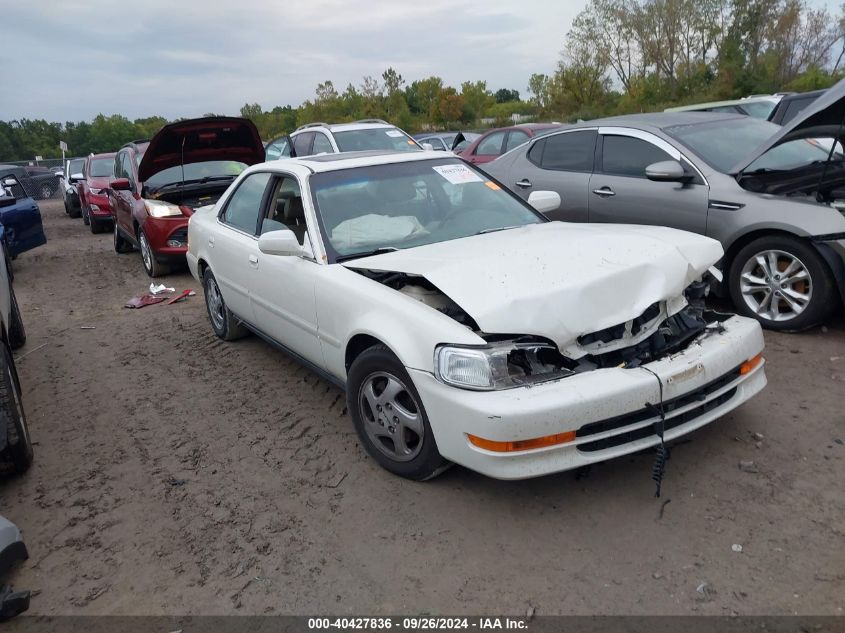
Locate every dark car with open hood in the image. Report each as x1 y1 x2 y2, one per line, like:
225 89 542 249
109 117 265 277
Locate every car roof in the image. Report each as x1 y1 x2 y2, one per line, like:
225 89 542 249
294 119 399 134
266 149 451 173
665 95 780 112
569 111 749 132
88 152 115 159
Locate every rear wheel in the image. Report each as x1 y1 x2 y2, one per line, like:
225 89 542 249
90 218 108 234
139 229 170 278
68 203 81 219
728 235 836 331
347 345 448 480
0 344 33 475
113 223 133 253
203 270 248 341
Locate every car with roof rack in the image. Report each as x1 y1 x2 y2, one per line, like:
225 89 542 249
186 148 766 481
264 119 422 160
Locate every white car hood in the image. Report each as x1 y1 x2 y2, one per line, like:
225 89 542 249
344 222 723 350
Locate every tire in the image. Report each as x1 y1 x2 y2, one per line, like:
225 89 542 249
0 343 33 475
113 223 133 254
82 205 90 226
4 245 13 283
728 235 837 331
8 286 25 350
90 218 108 234
202 270 248 341
39 183 52 200
347 344 448 481
63 197 70 215
68 204 82 219
139 229 170 278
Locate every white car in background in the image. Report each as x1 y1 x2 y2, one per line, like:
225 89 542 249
187 151 766 481
264 119 422 160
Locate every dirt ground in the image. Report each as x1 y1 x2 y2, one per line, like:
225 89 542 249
0 199 843 616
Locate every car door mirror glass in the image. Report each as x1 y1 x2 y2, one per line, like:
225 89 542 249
527 190 561 214
422 143 434 151
258 229 306 257
2 177 16 187
70 172 84 183
645 160 687 182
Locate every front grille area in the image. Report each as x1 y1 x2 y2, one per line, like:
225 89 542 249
575 365 743 453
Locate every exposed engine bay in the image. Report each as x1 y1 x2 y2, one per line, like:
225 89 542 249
146 183 232 211
356 269 732 387
738 162 845 205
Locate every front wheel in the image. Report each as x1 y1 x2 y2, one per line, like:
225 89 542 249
139 229 170 278
82 205 90 226
202 270 248 341
0 344 33 475
728 235 837 331
347 345 448 480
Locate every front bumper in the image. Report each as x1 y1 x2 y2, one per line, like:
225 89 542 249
143 217 189 262
411 315 766 480
86 193 113 219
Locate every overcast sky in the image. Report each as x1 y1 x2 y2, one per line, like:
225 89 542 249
2 0 592 122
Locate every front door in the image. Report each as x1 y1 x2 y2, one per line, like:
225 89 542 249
249 175 322 366
587 129 709 235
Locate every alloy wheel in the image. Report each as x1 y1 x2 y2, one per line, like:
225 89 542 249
139 232 153 273
739 249 812 322
358 371 424 462
205 277 225 331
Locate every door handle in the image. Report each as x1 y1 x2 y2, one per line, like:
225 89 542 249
515 179 532 189
592 187 616 197
248 254 259 267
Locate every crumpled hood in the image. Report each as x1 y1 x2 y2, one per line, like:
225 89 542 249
344 222 723 351
138 116 264 182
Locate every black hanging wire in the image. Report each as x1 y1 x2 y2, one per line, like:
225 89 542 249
642 366 669 498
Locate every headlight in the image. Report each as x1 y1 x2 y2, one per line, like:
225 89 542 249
144 199 183 218
89 188 102 195
435 339 574 391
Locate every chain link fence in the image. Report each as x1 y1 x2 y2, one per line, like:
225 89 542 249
0 157 85 200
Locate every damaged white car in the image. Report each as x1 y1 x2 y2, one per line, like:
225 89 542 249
187 151 767 481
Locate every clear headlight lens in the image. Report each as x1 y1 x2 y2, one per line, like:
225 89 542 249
435 339 573 391
89 188 102 195
144 199 183 218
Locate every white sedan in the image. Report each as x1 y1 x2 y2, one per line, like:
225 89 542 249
187 151 767 481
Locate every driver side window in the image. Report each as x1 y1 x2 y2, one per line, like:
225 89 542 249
261 176 308 244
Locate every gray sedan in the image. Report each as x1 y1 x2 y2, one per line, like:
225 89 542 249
484 85 845 331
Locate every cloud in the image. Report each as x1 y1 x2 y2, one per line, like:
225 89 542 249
1 0 588 121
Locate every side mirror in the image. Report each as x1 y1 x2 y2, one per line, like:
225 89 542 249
111 178 131 191
258 229 308 257
422 143 434 151
2 178 16 187
527 190 561 214
645 160 688 182
69 172 84 183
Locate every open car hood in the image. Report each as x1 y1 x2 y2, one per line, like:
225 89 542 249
730 78 845 175
138 116 264 182
344 222 723 352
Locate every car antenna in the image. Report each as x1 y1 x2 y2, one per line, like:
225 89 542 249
180 135 186 206
815 111 845 203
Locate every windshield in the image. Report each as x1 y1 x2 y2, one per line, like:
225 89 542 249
310 158 544 262
89 158 113 178
667 118 785 172
333 128 421 153
741 100 778 119
144 160 247 189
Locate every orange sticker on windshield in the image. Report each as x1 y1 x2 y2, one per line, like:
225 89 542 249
484 181 501 190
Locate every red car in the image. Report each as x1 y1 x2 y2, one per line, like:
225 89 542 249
109 117 264 277
77 152 115 233
456 123 561 165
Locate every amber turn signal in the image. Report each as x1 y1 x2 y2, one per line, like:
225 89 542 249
468 430 577 453
740 353 764 375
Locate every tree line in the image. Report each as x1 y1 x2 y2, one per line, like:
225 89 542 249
2 0 843 162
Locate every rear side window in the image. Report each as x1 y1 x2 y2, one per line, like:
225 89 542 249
475 131 507 156
505 130 529 152
293 132 314 157
312 133 334 154
528 130 596 172
600 135 672 178
265 137 292 160
221 172 272 235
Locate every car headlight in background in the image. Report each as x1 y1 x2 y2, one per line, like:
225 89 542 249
435 339 574 391
89 188 102 195
144 199 183 218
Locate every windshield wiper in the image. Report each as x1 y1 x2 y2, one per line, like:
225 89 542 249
152 175 237 191
477 225 522 235
335 247 399 263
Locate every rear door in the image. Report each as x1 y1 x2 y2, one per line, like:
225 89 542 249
587 128 709 234
501 129 597 222
112 151 135 239
212 171 273 320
